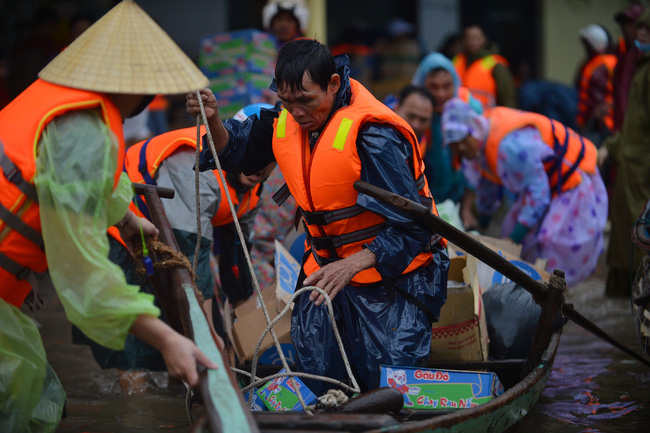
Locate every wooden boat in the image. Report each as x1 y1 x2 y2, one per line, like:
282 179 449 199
249 329 562 433
135 181 649 432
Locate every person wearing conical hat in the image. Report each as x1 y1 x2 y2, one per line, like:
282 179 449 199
0 2 215 431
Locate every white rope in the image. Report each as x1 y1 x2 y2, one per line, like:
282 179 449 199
246 286 360 395
192 115 202 274
193 91 360 411
316 389 349 409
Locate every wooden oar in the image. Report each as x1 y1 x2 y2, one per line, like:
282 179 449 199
135 184 259 432
353 180 650 368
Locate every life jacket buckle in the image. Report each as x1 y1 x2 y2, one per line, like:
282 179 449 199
302 210 328 226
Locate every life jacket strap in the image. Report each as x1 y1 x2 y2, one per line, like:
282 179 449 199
0 140 39 203
308 223 384 252
137 138 156 185
0 203 43 248
0 250 31 280
134 138 156 220
547 120 584 196
272 183 291 206
415 173 426 190
302 204 367 226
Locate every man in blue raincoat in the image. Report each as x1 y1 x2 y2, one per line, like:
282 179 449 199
186 39 449 395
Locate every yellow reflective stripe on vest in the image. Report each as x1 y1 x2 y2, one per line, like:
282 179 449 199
480 55 497 71
332 117 353 150
276 109 288 138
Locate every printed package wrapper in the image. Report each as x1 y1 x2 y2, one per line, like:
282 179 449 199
255 369 317 411
380 365 504 410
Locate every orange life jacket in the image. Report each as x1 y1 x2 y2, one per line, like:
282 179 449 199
483 107 597 197
272 78 444 285
453 53 509 110
577 54 617 131
211 176 261 227
0 79 124 307
106 126 261 247
148 94 169 111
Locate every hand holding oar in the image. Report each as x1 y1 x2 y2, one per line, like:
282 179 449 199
353 180 650 368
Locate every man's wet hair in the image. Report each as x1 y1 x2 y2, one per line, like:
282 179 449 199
427 67 452 78
398 84 435 108
275 39 336 93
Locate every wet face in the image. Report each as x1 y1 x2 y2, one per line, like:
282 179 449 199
637 24 650 44
394 93 433 138
424 70 455 112
449 134 480 159
277 71 341 132
238 162 277 189
464 26 487 55
270 11 300 43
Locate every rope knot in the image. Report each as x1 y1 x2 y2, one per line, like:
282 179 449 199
134 241 198 283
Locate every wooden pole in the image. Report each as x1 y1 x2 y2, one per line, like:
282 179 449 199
522 269 566 377
353 180 650 368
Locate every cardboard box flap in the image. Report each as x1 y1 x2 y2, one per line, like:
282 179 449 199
231 293 292 361
430 254 488 362
274 240 300 308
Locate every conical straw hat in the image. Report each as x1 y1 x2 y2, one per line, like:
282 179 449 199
39 0 208 94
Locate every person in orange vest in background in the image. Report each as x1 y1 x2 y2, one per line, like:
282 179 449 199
442 98 608 285
214 103 276 310
412 52 483 229
576 24 617 146
147 94 170 136
452 25 517 109
0 2 215 431
187 39 449 396
613 2 645 133
77 105 274 390
262 0 310 47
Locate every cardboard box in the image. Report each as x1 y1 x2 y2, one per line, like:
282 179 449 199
256 369 318 411
380 365 504 410
230 289 292 361
229 241 299 362
274 239 300 307
447 235 549 292
430 255 489 362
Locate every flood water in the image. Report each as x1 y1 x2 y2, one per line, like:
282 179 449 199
36 256 650 432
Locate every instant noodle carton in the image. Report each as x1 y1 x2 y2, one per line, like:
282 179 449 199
243 389 268 412
380 365 504 410
255 369 318 411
